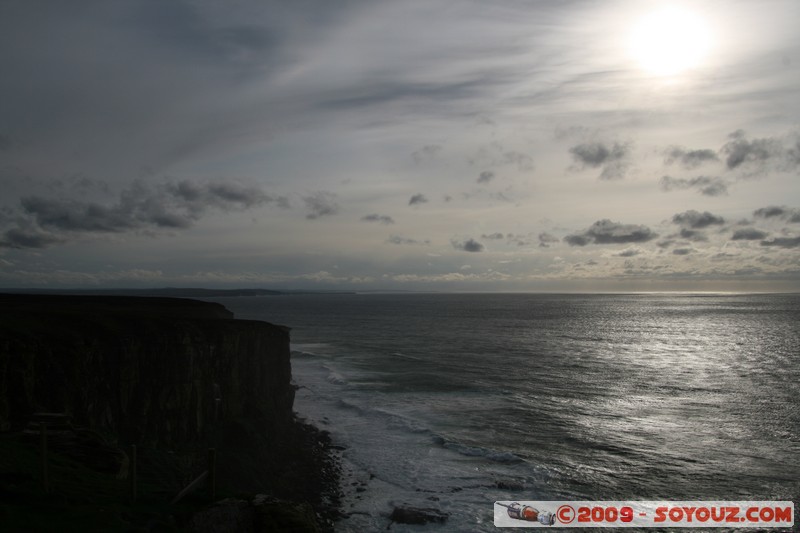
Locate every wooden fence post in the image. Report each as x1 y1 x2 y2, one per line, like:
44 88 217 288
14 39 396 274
40 422 49 494
129 445 137 503
207 448 216 502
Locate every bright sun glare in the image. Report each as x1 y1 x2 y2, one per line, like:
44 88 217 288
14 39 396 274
629 7 712 76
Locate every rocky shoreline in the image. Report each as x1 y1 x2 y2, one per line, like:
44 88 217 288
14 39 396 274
187 419 343 532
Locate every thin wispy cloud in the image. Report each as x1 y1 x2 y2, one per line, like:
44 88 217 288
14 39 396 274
617 247 641 257
0 0 798 290
660 176 729 196
362 213 395 225
304 191 339 220
412 145 442 164
477 171 495 184
387 235 429 245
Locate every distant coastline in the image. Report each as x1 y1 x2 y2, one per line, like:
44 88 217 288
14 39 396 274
0 287 356 297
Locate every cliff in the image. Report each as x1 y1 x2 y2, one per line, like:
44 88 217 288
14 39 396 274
0 293 341 531
0 294 293 448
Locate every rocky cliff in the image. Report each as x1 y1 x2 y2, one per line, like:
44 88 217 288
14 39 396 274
0 294 294 449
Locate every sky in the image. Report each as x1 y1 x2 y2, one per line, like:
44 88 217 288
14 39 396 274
1 0 799 292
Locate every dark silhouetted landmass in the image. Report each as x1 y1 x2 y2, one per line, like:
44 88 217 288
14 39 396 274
0 293 339 531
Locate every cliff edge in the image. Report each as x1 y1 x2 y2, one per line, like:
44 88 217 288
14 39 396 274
0 293 292 447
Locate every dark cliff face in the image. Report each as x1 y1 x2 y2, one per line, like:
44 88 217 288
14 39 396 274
0 294 293 448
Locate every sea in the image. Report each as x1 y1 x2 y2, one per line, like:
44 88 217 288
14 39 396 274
209 293 800 532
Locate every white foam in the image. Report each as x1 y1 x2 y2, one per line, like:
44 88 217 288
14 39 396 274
291 355 539 531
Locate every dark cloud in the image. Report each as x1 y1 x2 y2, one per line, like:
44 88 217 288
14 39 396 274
753 206 800 222
0 228 64 249
451 238 484 252
672 210 725 229
387 235 429 245
564 234 591 246
564 219 657 246
186 180 286 211
659 175 728 196
304 191 339 219
361 213 395 225
663 146 719 168
721 130 782 170
169 180 278 212
481 232 504 240
20 196 141 233
760 236 800 248
568 141 630 180
5 179 279 244
538 232 559 248
788 136 800 167
0 133 11 151
672 248 693 255
206 183 272 207
477 171 495 184
679 228 708 241
753 206 788 218
408 193 428 206
732 228 769 240
570 143 618 166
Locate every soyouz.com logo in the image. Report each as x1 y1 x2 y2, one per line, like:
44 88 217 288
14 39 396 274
493 501 794 528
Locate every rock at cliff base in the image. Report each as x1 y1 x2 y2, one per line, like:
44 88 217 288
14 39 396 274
389 505 449 526
495 479 525 491
253 494 321 533
190 498 254 533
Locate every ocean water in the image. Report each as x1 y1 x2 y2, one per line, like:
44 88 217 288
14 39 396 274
210 293 800 531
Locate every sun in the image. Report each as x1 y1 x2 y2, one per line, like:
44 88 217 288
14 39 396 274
629 7 712 76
